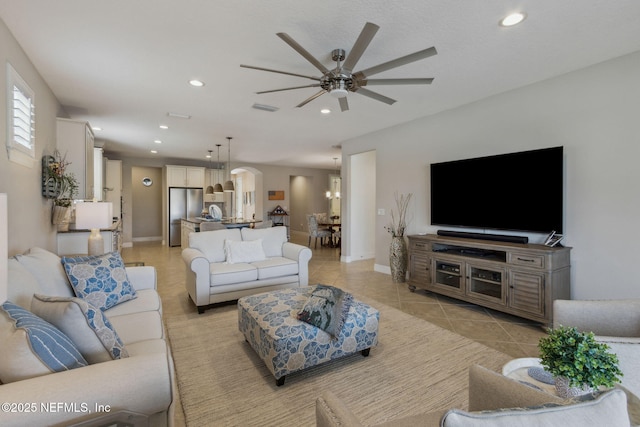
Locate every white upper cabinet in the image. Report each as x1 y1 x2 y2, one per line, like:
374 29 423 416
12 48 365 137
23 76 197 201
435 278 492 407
166 166 205 188
57 118 95 200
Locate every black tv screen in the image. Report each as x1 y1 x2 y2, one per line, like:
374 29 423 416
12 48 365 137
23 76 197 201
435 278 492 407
430 146 563 234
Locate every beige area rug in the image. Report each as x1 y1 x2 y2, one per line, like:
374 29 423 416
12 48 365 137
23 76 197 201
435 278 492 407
165 295 512 426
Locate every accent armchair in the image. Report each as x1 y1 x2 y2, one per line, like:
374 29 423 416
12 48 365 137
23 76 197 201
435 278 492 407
553 299 640 399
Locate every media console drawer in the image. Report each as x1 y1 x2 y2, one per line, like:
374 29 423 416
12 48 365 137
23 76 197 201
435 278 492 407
509 253 545 269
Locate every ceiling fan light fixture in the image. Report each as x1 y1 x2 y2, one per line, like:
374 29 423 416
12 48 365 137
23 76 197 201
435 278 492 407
330 88 348 98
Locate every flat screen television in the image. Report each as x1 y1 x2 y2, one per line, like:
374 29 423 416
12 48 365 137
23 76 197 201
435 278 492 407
430 146 563 234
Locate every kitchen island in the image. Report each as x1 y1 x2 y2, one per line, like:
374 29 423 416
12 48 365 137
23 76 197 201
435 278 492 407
181 217 262 249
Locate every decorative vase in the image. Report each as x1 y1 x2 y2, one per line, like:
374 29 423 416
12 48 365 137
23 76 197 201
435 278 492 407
389 235 408 283
554 376 594 398
52 205 71 232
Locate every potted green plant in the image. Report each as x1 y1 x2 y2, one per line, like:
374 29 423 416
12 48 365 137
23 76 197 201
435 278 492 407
43 150 79 230
538 325 623 398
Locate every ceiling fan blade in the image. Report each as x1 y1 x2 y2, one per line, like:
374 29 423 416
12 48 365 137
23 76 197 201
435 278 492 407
364 78 434 85
256 84 321 94
296 90 326 108
354 87 396 105
276 32 330 74
342 22 379 73
338 97 349 112
357 46 438 78
240 64 321 81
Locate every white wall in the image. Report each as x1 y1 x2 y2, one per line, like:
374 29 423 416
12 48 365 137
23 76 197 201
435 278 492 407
343 50 640 300
346 150 376 262
1 194 7 303
0 18 63 256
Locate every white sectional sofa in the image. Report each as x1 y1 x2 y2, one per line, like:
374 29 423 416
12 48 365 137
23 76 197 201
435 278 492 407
182 226 312 313
0 248 175 427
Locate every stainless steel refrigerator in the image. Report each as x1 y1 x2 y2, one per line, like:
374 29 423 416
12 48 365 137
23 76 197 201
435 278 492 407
169 187 203 246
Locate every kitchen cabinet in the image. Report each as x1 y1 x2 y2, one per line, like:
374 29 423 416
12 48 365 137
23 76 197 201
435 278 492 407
104 159 122 220
57 118 95 199
166 165 205 188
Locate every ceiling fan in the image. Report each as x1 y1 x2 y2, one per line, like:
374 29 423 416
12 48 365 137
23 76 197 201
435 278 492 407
240 22 437 112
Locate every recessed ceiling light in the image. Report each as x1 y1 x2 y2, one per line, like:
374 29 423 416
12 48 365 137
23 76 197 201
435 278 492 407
500 12 527 27
154 140 162 144
150 150 158 154
189 79 205 87
320 108 331 114
92 126 102 131
159 125 168 130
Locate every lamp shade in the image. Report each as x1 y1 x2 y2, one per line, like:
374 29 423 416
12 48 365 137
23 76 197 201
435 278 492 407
223 180 235 192
213 183 224 194
205 185 214 194
75 202 113 230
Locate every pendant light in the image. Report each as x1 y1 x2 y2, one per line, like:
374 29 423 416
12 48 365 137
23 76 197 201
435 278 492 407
205 150 215 194
223 136 235 192
213 144 224 194
326 157 341 199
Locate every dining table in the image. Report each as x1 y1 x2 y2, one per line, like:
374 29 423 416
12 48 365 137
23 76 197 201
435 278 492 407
319 222 341 247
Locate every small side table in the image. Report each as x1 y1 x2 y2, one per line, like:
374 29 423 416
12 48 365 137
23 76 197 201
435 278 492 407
502 357 556 395
503 358 640 425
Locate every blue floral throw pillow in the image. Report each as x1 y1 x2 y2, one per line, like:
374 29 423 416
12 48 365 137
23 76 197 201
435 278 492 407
62 252 137 311
297 285 353 338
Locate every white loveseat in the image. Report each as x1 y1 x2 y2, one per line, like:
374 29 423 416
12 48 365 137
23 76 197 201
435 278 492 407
0 248 175 427
182 226 312 313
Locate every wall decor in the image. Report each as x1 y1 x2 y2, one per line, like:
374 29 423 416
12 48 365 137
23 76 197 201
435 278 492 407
268 190 284 200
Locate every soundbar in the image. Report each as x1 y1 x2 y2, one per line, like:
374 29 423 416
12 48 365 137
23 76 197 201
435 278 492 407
437 230 528 244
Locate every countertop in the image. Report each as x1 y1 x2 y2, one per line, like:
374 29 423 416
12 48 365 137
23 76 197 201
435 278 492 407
182 217 261 226
58 219 122 233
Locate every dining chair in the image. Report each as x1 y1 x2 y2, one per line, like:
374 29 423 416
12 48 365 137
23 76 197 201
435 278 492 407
306 214 332 248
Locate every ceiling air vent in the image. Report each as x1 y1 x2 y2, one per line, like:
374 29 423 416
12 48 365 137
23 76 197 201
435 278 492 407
252 103 279 112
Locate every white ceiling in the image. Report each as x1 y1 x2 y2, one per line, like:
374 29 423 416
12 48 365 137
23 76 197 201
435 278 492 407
1 1 640 169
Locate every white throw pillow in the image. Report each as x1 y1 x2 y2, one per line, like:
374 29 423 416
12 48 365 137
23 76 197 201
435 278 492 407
225 239 267 264
13 247 74 297
241 226 287 257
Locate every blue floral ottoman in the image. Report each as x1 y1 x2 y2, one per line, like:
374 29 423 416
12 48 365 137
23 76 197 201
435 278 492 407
238 286 379 386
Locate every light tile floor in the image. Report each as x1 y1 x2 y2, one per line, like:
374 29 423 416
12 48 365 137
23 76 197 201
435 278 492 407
121 232 549 426
121 231 548 359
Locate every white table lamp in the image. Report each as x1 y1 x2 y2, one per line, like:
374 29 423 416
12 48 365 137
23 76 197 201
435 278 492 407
75 202 113 256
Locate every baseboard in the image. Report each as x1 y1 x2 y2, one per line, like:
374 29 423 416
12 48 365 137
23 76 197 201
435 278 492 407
132 236 163 242
374 263 391 276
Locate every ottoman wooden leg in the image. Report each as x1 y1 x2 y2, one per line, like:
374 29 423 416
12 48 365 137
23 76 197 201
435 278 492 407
361 348 371 357
276 376 286 387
